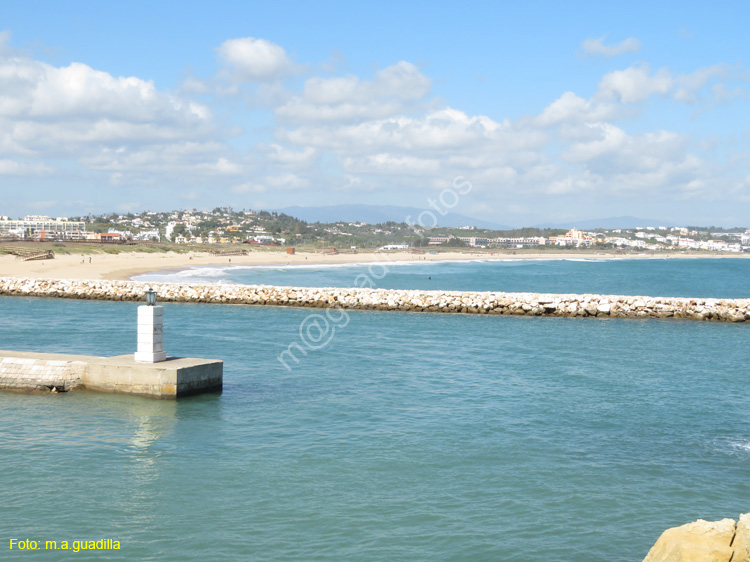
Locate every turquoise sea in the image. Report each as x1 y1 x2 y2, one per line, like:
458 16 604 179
2 259 749 561
137 257 750 298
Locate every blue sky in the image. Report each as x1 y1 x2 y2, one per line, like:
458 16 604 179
1 1 749 226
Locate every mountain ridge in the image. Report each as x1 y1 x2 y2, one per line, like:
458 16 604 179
274 205 671 231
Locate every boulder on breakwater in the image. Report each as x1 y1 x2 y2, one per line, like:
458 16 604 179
1 277 749 322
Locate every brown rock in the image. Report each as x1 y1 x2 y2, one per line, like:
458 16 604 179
642 518 736 562
734 513 750 562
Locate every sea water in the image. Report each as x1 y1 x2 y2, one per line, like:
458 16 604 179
2 261 749 561
136 257 750 298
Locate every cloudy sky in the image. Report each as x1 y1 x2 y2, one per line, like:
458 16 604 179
1 1 749 226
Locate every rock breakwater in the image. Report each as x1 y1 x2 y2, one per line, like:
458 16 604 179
1 277 750 322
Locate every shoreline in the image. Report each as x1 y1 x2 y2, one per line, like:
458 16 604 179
2 248 748 282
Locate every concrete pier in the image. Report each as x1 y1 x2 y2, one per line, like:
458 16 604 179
0 350 222 398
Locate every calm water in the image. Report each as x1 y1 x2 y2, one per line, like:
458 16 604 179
137 257 750 298
1 294 748 561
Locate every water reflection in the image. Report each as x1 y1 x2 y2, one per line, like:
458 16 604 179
125 398 177 463
104 396 179 528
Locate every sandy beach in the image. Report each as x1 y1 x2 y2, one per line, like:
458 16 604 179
0 247 746 282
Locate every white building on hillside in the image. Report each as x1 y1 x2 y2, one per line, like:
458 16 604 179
377 244 410 251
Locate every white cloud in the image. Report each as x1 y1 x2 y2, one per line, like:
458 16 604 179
195 157 244 175
0 47 234 192
228 172 312 195
582 36 641 57
612 155 704 196
547 171 603 195
79 141 247 179
546 121 705 199
338 175 363 191
562 122 629 163
563 123 690 175
264 172 310 190
710 82 743 105
0 159 53 175
1 32 745 223
597 65 672 103
465 166 520 185
0 119 212 157
369 62 432 101
0 50 216 169
342 153 441 176
0 58 210 124
231 182 267 194
277 98 406 123
673 64 729 103
179 75 212 95
535 91 619 126
218 37 292 82
276 61 431 123
280 107 541 156
261 143 318 167
266 54 715 207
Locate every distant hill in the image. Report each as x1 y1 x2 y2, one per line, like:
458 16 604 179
272 207 667 231
274 204 511 230
533 216 668 230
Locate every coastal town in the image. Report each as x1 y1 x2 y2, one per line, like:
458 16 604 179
1 208 749 253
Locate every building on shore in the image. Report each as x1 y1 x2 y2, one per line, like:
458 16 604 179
377 244 410 251
549 228 595 247
428 236 452 245
491 237 547 248
458 237 491 247
0 215 86 239
428 235 548 248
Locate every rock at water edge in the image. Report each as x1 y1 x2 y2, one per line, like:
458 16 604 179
642 518 736 562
